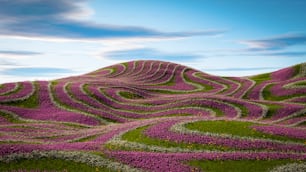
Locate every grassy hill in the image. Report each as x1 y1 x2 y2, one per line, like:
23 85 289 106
0 60 305 172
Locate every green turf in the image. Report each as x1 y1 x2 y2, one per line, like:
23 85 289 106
243 73 271 99
151 89 190 94
185 120 304 142
121 62 128 68
110 65 120 75
1 82 39 108
264 103 283 118
297 121 306 126
229 103 249 117
62 122 91 129
262 84 306 101
293 64 302 77
0 83 22 96
0 158 114 172
0 140 32 144
155 73 176 86
0 111 23 123
119 91 144 99
188 159 299 172
294 81 306 86
250 73 271 85
184 71 214 92
193 73 216 91
72 134 99 142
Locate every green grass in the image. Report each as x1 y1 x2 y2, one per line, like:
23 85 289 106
193 73 215 91
50 82 80 111
151 89 189 94
184 71 214 92
110 67 118 75
119 91 144 99
0 158 114 172
298 121 306 126
1 82 39 108
293 64 302 77
1 83 23 96
0 111 23 123
262 84 306 101
250 73 271 85
262 84 277 101
295 81 306 86
62 122 91 129
243 73 271 99
121 62 128 68
185 120 304 142
212 107 224 117
143 113 192 119
188 159 300 172
106 126 231 151
264 103 283 118
156 73 176 86
231 103 249 117
0 140 32 144
72 134 99 142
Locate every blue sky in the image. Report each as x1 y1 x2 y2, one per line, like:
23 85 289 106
0 0 306 83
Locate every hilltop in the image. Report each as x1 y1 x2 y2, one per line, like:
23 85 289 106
0 60 305 171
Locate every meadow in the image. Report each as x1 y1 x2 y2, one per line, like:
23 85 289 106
0 60 305 172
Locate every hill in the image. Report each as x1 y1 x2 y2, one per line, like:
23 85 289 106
0 60 305 171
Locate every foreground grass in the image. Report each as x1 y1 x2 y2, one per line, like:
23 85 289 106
0 158 113 172
185 120 304 143
188 159 300 172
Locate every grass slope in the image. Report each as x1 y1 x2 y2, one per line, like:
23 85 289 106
0 60 305 172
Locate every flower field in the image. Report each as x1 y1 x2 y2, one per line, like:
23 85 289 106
0 60 305 172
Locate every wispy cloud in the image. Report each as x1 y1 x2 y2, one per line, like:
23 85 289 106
0 59 19 67
240 33 306 51
2 67 74 77
261 51 306 57
204 67 279 72
104 48 202 62
0 0 224 40
0 50 41 56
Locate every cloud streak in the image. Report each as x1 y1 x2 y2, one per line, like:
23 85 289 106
261 51 306 57
0 59 19 67
241 34 306 51
0 50 41 56
104 48 202 62
204 67 279 72
0 0 223 40
2 67 74 77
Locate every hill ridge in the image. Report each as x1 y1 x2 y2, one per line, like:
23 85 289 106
0 60 305 171
0 60 305 126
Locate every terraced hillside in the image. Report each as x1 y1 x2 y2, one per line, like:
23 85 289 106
0 60 305 172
